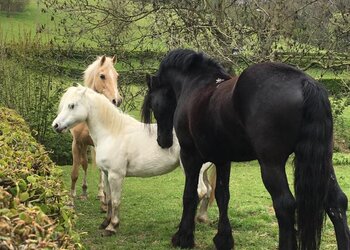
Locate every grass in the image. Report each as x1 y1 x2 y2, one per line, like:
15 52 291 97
59 161 350 250
0 1 52 40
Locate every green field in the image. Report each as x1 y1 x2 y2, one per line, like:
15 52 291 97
0 1 51 40
59 162 350 250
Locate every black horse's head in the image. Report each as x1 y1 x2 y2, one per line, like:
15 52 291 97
142 73 176 148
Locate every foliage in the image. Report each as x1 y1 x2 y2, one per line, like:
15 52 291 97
0 0 30 15
333 153 350 165
0 107 81 249
0 34 73 164
43 0 350 68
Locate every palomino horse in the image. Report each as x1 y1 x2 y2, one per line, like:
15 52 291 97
141 49 350 249
70 55 122 203
53 86 216 235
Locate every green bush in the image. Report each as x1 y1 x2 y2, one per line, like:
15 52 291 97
0 0 30 14
0 107 81 249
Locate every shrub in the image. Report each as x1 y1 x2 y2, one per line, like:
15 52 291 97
0 107 81 249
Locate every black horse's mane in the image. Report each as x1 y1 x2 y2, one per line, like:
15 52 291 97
141 49 231 124
158 49 231 82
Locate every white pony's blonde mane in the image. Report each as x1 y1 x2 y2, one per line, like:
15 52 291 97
83 56 116 88
84 87 138 134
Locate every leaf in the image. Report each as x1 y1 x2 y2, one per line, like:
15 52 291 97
27 175 37 184
19 192 30 202
18 179 27 191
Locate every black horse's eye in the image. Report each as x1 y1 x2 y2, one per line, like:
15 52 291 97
68 104 75 109
100 74 106 80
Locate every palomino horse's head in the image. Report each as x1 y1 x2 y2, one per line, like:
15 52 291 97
52 86 90 133
84 55 122 107
141 74 176 148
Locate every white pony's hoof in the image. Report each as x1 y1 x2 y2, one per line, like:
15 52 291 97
196 215 209 224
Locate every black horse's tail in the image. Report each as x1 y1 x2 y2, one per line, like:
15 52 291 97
294 79 332 249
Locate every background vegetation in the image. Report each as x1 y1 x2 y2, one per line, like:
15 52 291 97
0 0 349 248
0 0 349 164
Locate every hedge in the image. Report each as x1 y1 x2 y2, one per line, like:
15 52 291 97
0 107 81 249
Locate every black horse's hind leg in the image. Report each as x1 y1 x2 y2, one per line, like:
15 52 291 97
259 160 297 250
213 161 234 250
326 167 350 250
172 150 202 249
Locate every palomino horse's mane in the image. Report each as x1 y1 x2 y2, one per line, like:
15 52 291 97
83 56 117 88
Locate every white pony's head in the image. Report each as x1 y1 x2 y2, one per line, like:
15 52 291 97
52 85 90 133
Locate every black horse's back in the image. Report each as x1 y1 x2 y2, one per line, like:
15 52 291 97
233 62 305 157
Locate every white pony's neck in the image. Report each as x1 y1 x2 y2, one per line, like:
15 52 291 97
84 91 137 145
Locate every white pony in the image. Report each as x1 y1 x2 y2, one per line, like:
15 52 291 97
52 86 215 235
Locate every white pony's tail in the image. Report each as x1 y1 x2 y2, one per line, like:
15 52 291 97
208 165 216 206
90 146 96 168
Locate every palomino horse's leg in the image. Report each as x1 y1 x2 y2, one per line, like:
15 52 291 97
103 171 124 236
93 147 105 202
259 159 296 250
100 171 112 230
172 150 202 249
80 144 89 199
91 146 107 211
71 140 80 198
325 166 350 250
196 163 214 223
213 161 233 250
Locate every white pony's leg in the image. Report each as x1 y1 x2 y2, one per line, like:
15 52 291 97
99 171 112 230
196 162 214 223
104 171 124 235
98 169 107 212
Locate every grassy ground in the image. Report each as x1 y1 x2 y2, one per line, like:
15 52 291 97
0 1 51 40
59 161 350 250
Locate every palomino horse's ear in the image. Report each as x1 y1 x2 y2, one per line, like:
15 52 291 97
146 73 152 89
112 55 117 64
100 55 106 66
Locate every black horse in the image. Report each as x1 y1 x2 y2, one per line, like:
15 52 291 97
141 49 350 250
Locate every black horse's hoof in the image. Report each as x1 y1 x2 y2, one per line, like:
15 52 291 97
171 231 195 249
99 219 110 229
213 232 234 250
102 229 115 237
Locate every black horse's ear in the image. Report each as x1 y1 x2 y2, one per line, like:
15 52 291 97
146 73 152 89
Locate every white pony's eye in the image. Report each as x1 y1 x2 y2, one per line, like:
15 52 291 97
68 104 75 109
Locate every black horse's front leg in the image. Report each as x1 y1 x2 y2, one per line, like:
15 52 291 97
172 150 202 249
213 161 234 250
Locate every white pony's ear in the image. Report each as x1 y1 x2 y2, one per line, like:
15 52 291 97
76 85 87 96
100 55 106 66
112 55 117 64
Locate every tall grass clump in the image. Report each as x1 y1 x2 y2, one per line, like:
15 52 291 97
0 30 72 164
